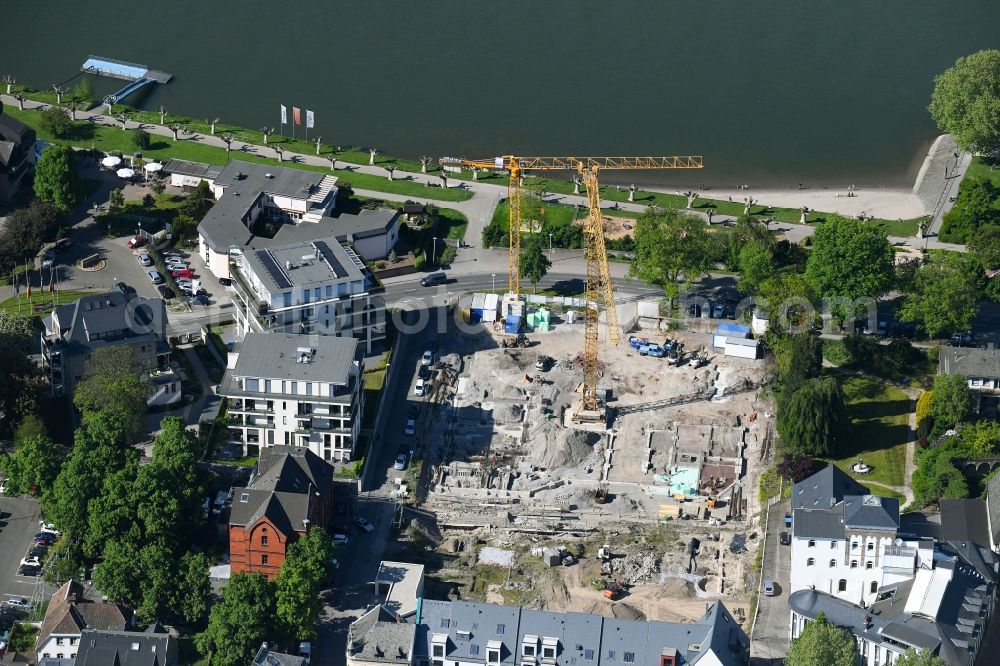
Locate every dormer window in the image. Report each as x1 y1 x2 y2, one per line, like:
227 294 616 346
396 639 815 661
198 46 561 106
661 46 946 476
808 540 816 547
488 649 501 664
867 542 875 552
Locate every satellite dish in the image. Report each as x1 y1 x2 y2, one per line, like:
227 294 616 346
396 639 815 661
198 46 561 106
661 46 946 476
894 538 903 546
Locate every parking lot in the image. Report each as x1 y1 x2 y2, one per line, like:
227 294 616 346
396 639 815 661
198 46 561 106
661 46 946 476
0 496 54 615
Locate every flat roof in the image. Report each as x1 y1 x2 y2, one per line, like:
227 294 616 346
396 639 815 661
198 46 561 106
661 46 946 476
163 158 223 180
376 561 425 618
244 238 363 293
230 332 357 384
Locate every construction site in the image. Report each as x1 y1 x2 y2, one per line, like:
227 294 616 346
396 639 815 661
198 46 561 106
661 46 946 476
389 156 774 631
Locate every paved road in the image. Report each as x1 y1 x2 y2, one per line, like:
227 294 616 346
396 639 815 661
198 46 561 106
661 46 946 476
0 496 55 614
750 498 791 666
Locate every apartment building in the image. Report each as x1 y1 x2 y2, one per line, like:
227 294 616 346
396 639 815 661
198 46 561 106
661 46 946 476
219 332 363 462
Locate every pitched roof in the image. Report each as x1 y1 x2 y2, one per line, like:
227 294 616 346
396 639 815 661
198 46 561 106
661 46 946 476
792 465 869 511
36 581 129 653
940 499 991 547
843 495 900 530
988 474 1000 549
45 292 165 358
346 605 415 664
229 446 332 533
75 629 176 666
250 643 309 666
939 346 1000 379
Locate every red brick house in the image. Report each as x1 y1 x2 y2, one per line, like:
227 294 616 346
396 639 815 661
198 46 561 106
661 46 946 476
229 446 334 579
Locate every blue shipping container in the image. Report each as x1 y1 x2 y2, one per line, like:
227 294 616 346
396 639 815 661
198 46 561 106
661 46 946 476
505 315 521 334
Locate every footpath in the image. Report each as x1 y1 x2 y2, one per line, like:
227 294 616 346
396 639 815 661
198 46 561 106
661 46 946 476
1 95 968 255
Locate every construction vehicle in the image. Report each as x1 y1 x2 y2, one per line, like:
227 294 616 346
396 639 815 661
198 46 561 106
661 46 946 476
603 580 628 600
706 497 717 509
443 157 702 422
597 544 612 561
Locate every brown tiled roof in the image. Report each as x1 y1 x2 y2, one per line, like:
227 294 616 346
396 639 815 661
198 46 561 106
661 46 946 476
35 580 129 653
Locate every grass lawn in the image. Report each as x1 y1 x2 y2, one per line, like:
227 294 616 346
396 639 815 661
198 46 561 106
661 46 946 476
827 376 911 488
4 106 471 202
965 156 1000 188
0 289 97 316
364 369 386 391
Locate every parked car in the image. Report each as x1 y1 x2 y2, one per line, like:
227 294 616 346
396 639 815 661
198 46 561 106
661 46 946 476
172 269 193 279
42 250 56 268
762 580 776 597
147 270 164 285
644 344 666 358
39 524 60 535
191 294 209 306
219 277 233 286
779 531 791 546
421 350 434 366
19 557 40 568
414 378 427 397
28 546 47 558
687 303 701 318
417 365 431 380
404 419 416 436
136 253 153 267
157 285 175 300
394 453 408 470
332 533 349 545
712 303 725 318
784 513 792 528
33 532 55 543
115 282 130 296
127 235 147 248
628 335 649 350
354 517 375 533
166 263 188 273
950 331 974 347
2 598 30 609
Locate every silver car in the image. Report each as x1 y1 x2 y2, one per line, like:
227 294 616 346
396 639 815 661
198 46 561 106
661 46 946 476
762 580 776 596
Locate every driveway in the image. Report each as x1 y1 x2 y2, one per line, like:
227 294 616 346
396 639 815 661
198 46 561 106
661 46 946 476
750 498 791 666
0 496 55 613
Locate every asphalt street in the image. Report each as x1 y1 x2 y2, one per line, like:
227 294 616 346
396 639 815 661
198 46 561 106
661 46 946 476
750 498 791 666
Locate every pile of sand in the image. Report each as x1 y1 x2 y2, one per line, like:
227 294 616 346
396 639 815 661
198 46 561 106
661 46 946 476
660 577 696 599
532 430 601 470
611 602 646 621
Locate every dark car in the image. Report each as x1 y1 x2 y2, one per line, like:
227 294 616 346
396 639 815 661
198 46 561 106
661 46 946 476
157 285 175 300
191 294 209 305
218 277 233 286
779 531 791 545
115 282 130 296
950 331 973 347
687 303 701 318
17 565 41 577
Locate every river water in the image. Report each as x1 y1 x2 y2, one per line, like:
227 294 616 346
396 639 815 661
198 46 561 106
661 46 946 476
6 1 999 186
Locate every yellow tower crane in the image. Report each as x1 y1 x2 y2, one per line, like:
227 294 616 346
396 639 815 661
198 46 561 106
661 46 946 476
444 156 703 417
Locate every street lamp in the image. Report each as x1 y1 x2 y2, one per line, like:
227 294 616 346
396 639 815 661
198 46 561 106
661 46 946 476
549 233 553 251
432 237 439 265
491 273 496 291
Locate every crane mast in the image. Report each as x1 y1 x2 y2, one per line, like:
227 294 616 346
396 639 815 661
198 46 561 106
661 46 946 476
442 155 703 419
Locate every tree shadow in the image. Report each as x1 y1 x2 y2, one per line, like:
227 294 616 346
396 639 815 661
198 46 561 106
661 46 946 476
149 140 170 151
64 123 96 142
549 277 585 296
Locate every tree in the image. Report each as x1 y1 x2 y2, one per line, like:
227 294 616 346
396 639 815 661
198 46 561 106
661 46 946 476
84 461 140 557
74 78 96 107
220 132 235 155
34 145 83 212
928 49 1000 155
133 128 152 150
737 241 773 293
783 333 823 393
777 377 846 457
959 420 1000 458
895 648 947 666
785 612 856 666
93 536 142 607
930 373 974 435
174 553 211 623
108 187 125 212
136 544 177 622
776 450 815 482
520 236 551 293
274 528 335 641
168 122 185 141
969 223 1000 269
196 572 276 666
0 434 62 498
0 200 62 258
180 179 215 219
916 390 933 439
940 179 1000 244
74 347 152 438
629 209 713 300
757 273 816 332
38 105 71 138
0 312 45 439
805 216 894 301
898 252 982 338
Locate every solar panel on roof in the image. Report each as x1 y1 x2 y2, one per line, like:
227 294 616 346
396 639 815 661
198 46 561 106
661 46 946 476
313 240 348 278
256 250 293 289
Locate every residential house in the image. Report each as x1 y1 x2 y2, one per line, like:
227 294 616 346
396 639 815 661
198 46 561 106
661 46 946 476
35 580 131 663
347 562 750 666
229 445 334 579
251 643 309 666
939 347 1000 409
374 562 425 622
0 107 36 204
789 465 933 606
191 160 401 352
219 332 363 461
74 627 177 666
39 291 170 400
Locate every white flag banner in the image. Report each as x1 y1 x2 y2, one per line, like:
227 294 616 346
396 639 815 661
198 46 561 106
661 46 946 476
306 109 315 129
280 105 288 125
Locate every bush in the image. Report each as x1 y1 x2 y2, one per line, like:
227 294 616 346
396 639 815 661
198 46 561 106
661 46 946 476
142 193 156 208
482 223 507 248
133 129 152 150
821 339 851 366
375 261 386 269
38 105 71 138
916 390 933 438
439 245 457 266
413 252 426 271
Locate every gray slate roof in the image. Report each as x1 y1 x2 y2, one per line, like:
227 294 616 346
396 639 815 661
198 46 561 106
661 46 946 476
792 465 868 511
75 629 176 666
251 644 308 666
988 474 1000 549
793 511 846 540
940 499 991 547
162 159 222 180
939 346 1000 379
46 292 165 358
229 446 332 533
229 332 357 385
347 605 415 664
324 207 399 241
843 495 900 530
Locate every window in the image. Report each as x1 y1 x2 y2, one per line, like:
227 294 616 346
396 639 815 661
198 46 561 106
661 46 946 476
623 652 635 663
867 542 875 552
497 624 505 634
261 554 269 565
524 645 536 657
838 579 847 592
543 647 555 659
871 581 879 594
584 649 594 660
852 541 859 550
608 651 616 660
471 645 480 656
440 619 450 629
433 645 444 657
850 561 859 569
831 541 837 549
829 559 836 568
808 540 816 547
807 558 815 566
70 638 77 645
434 661 443 666
261 535 268 546
57 655 63 660
57 639 64 646
866 561 874 570
488 649 501 664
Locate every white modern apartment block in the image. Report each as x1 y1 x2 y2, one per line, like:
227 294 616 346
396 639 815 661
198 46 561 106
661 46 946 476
789 465 933 607
219 333 363 463
193 160 398 353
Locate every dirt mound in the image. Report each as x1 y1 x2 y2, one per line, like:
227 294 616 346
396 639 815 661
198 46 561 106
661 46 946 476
532 430 602 469
611 602 646 621
661 577 695 598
